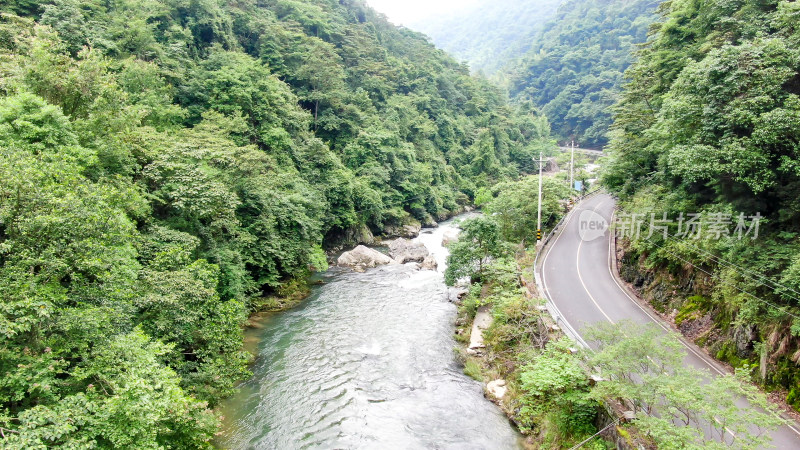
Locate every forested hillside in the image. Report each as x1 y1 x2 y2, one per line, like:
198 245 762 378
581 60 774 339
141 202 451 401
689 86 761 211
508 0 659 148
603 0 800 409
0 0 553 446
411 0 562 76
413 0 659 148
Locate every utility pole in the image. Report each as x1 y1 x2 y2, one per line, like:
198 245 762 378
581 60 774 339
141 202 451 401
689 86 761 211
570 140 575 191
536 152 544 241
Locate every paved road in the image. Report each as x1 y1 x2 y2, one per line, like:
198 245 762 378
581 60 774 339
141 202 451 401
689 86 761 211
537 193 800 448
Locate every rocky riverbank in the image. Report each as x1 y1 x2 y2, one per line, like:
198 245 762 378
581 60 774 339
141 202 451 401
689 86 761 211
219 213 522 449
451 248 649 449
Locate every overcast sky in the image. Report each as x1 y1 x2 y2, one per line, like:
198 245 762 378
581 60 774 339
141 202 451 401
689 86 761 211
365 0 481 26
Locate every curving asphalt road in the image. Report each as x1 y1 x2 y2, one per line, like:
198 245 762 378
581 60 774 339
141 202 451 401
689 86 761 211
537 193 800 448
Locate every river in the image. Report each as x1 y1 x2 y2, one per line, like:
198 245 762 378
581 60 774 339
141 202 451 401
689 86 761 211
216 215 522 449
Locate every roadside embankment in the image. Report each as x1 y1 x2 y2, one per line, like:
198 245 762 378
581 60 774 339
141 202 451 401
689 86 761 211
452 248 647 449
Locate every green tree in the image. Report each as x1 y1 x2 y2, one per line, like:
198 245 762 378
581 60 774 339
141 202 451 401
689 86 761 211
518 339 598 437
508 0 660 148
0 0 555 443
445 216 510 285
585 321 785 449
484 176 571 244
601 0 800 408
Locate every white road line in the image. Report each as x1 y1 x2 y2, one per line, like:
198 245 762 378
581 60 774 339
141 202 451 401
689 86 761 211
575 201 615 324
602 207 800 439
541 195 749 441
601 209 727 377
579 198 740 440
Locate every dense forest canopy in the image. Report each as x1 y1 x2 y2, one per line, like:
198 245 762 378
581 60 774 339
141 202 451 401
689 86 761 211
411 0 562 76
508 0 659 148
0 0 554 446
414 0 659 148
603 0 800 408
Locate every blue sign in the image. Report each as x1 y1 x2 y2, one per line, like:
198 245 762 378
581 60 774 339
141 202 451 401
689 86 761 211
574 180 583 191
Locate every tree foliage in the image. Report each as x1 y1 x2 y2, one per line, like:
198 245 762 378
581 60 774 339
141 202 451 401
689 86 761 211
444 216 511 285
586 321 784 449
411 0 562 76
482 175 572 244
0 0 554 445
508 0 659 148
602 0 800 407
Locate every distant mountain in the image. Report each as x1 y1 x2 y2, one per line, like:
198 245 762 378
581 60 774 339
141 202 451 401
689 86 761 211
410 0 563 75
413 0 659 148
507 0 659 148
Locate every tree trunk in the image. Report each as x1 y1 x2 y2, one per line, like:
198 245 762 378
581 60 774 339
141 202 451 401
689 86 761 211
314 99 319 131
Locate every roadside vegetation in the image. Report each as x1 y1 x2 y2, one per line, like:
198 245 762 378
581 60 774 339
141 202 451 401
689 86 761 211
602 0 800 412
446 176 785 448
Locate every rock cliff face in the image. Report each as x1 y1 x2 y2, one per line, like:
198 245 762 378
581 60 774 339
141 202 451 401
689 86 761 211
383 222 422 239
616 241 759 361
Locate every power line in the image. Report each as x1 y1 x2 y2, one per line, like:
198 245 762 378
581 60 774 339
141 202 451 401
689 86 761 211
606 154 800 317
657 234 800 304
641 235 800 321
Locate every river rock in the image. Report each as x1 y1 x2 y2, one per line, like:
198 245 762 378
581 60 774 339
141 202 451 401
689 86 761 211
384 222 422 239
442 230 459 247
337 245 395 270
486 379 507 400
420 255 438 271
422 215 438 228
388 238 430 264
403 223 422 238
448 286 469 304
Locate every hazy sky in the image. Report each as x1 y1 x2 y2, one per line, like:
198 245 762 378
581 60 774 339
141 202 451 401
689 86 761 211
365 0 481 26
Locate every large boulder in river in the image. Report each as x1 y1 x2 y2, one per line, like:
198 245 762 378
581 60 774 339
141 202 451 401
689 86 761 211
384 221 422 239
420 255 438 271
421 214 438 228
388 238 430 264
442 230 459 247
338 245 394 270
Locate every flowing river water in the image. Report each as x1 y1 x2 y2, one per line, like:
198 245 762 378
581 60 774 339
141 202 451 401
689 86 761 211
217 215 523 449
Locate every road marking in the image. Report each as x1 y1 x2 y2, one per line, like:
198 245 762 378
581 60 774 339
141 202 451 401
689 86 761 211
600 209 727 377
575 200 615 324
540 199 592 348
600 202 800 439
573 197 741 441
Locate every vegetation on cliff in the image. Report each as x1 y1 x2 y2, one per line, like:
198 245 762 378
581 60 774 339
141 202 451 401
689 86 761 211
603 0 800 411
448 175 783 448
411 0 561 76
507 0 660 148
